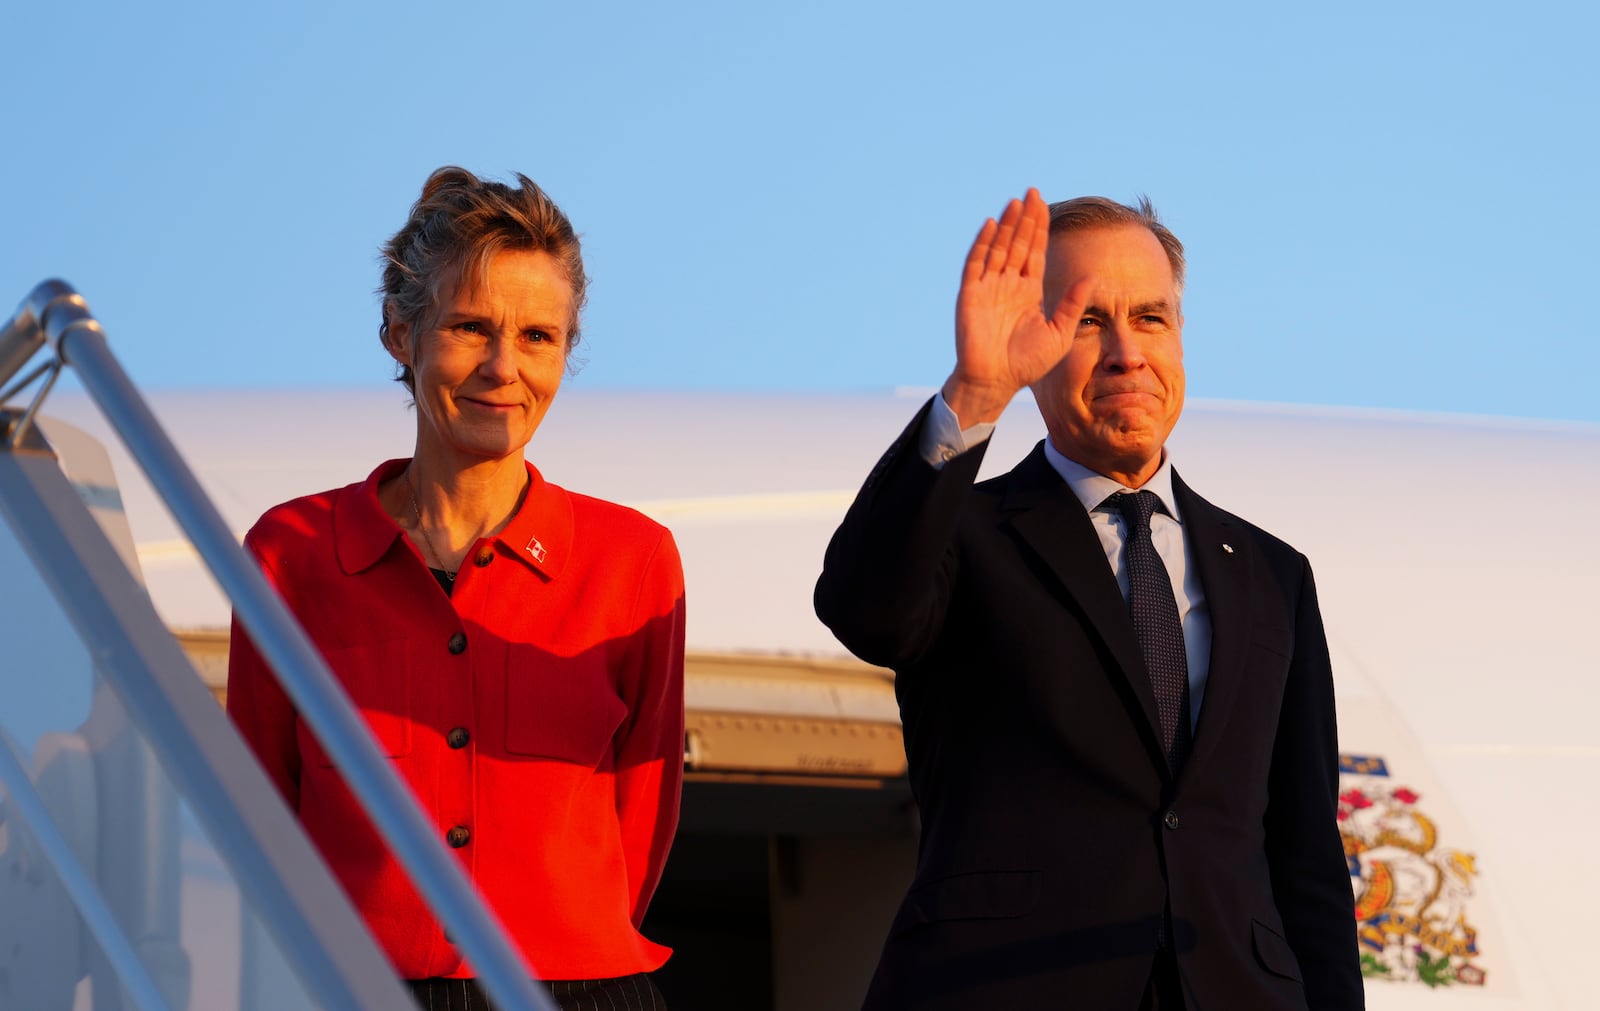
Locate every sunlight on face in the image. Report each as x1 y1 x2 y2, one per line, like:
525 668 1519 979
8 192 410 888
1031 226 1185 487
390 248 574 469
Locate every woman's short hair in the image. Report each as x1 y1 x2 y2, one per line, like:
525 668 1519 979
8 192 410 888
1047 195 1186 295
379 167 588 392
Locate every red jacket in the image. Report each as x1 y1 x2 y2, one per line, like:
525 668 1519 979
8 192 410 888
227 459 685 980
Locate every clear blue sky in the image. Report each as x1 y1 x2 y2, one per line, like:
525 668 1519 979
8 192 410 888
5 0 1597 421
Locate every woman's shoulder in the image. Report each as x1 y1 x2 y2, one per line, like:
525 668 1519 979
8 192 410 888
240 487 345 582
535 478 678 577
247 486 342 542
559 486 671 544
558 489 683 605
245 464 394 559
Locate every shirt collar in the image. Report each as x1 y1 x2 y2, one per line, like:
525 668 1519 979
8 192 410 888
1041 440 1183 523
334 458 572 580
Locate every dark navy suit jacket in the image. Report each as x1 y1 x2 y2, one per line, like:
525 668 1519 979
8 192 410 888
814 403 1363 1010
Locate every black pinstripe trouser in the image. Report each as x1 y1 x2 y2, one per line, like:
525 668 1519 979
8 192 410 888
405 973 666 1011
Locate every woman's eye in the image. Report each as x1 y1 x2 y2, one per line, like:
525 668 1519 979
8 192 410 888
524 330 551 344
457 321 482 334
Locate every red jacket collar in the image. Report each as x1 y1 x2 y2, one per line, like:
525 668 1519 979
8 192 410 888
333 458 572 581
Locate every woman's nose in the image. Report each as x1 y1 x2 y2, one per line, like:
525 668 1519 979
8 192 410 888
479 337 518 379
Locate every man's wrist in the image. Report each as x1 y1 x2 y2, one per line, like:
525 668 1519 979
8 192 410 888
940 374 1013 429
919 390 995 469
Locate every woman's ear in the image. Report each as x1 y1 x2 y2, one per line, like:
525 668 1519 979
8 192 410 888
383 311 413 368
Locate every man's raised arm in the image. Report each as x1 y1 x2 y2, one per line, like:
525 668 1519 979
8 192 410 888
814 189 1089 666
942 187 1090 428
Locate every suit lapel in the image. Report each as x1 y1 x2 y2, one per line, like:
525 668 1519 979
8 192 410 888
1171 471 1252 776
1000 447 1168 774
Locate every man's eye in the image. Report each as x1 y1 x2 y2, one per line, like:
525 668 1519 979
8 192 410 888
457 321 482 334
524 330 551 343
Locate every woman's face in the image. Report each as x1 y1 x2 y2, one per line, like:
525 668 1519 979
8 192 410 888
390 247 573 468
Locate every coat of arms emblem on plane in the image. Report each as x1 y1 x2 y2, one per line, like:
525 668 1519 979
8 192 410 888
1337 754 1487 988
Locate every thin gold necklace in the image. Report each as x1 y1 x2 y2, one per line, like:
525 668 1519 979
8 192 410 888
408 471 456 581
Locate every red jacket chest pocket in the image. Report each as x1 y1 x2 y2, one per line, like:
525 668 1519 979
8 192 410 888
503 644 627 768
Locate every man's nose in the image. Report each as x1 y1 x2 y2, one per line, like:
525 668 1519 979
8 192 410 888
1101 322 1147 372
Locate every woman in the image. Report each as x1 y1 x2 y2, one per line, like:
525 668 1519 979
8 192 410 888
227 167 684 1010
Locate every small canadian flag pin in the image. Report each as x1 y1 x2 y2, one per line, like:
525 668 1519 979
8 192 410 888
525 536 548 564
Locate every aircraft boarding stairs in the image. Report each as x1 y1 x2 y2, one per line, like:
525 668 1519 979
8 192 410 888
0 281 562 1010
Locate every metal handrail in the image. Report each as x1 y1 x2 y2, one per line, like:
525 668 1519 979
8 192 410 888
1 280 554 1011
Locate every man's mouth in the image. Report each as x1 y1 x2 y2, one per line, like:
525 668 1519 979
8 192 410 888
1094 388 1157 402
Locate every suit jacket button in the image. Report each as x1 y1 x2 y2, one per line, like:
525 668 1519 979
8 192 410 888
447 826 471 848
446 727 470 749
448 632 467 655
1163 810 1180 830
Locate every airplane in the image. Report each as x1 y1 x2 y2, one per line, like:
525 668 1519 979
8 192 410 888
2 283 1596 1009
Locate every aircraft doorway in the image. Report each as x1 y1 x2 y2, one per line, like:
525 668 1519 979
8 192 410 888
646 777 916 1011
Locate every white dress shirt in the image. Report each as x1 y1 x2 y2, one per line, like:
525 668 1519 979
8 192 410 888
920 394 1210 729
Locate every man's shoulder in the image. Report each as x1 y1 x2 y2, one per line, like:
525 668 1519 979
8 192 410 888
968 442 1051 502
1175 476 1308 567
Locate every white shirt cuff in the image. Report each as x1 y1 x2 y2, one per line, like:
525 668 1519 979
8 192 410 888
918 392 996 470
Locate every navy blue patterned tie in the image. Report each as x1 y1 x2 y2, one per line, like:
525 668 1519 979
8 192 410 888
1111 491 1192 772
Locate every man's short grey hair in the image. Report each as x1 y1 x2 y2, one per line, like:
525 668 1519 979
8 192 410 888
1047 196 1185 294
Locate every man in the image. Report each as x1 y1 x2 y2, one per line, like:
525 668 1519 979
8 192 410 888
815 190 1362 1009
